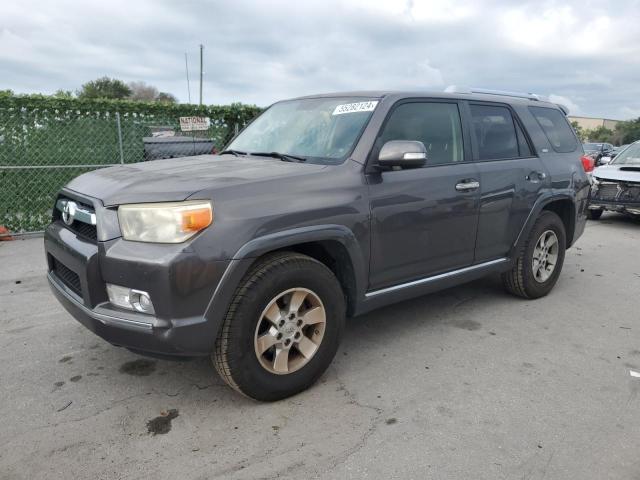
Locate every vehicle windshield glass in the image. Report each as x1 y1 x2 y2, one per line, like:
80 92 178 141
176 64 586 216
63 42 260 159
227 97 379 164
611 143 640 165
583 143 603 150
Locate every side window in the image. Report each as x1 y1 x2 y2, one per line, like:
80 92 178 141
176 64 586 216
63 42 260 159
515 121 532 157
469 104 520 160
529 106 578 153
378 102 464 165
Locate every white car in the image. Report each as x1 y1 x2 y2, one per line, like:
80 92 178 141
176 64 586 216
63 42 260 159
589 140 640 219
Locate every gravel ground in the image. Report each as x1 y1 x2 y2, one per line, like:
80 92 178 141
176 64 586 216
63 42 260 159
1 213 639 480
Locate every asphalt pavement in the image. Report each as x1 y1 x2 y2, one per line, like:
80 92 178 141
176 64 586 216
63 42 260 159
1 213 639 480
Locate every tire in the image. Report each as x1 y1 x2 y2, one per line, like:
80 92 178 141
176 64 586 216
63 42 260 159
587 209 603 220
213 252 346 401
502 210 566 299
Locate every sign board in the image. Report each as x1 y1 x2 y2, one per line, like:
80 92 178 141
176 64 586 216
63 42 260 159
179 116 211 131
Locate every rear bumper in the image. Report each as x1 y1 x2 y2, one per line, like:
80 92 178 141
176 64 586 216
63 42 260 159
44 217 232 357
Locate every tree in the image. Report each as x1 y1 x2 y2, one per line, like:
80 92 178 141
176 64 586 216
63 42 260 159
615 118 640 144
128 81 158 101
127 81 177 103
156 92 177 103
570 121 587 142
585 126 614 143
77 76 132 100
52 89 74 99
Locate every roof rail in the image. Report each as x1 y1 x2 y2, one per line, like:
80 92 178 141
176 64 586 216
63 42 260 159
445 86 542 101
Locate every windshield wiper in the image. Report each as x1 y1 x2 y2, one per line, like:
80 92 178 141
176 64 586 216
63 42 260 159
219 149 247 157
250 151 307 162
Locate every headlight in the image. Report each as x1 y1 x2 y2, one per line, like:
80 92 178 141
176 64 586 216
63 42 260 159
118 200 213 243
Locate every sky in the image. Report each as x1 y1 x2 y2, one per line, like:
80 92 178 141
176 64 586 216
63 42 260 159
1 0 639 119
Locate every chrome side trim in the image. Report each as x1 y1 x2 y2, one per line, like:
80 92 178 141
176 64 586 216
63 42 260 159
48 272 153 331
365 258 509 298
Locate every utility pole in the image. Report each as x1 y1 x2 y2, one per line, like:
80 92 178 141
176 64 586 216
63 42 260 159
199 44 204 105
184 53 191 103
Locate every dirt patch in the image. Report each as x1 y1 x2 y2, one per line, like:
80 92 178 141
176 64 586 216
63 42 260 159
449 318 482 331
147 409 179 435
385 418 398 425
70 375 82 382
119 359 156 376
58 356 73 363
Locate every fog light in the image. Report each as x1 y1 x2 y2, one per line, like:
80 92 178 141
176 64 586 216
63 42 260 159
106 284 155 315
131 290 154 314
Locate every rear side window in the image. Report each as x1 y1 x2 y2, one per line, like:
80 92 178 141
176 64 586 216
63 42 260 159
469 104 522 160
378 102 464 165
529 106 577 153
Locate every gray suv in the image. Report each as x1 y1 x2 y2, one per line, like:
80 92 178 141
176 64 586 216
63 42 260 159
45 90 590 400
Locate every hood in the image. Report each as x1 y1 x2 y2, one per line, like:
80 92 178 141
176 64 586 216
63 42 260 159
65 155 327 206
593 164 640 183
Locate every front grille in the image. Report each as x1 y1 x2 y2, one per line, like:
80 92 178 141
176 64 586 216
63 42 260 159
52 195 98 241
67 220 97 241
595 183 619 201
593 181 640 203
619 186 640 203
51 257 82 297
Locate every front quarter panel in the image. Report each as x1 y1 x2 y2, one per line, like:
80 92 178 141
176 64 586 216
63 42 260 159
190 160 371 341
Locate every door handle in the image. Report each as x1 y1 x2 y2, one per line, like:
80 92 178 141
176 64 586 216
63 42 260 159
526 171 547 183
455 180 480 191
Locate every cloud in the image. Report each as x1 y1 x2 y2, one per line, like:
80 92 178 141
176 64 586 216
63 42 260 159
548 94 581 115
0 0 639 119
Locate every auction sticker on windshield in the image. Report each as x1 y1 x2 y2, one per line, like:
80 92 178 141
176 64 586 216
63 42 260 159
332 101 378 115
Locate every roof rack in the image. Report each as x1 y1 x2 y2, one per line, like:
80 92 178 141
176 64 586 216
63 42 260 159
445 86 542 101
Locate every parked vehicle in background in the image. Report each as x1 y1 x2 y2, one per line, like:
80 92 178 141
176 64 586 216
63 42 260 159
613 144 629 155
589 141 640 219
599 144 631 166
143 135 216 161
583 142 615 166
44 89 589 401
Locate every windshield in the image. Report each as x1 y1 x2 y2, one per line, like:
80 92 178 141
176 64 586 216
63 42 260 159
611 142 640 165
227 97 379 164
583 143 603 151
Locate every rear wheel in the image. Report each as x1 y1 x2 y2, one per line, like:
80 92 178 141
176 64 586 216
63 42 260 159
213 252 345 401
503 211 566 299
587 208 603 220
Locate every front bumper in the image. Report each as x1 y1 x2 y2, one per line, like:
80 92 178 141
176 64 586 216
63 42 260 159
589 200 640 215
44 211 231 356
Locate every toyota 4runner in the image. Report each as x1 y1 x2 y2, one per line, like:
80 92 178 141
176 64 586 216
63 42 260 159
45 89 590 401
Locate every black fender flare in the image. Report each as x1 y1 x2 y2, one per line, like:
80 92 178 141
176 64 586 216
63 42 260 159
202 224 367 344
510 191 577 259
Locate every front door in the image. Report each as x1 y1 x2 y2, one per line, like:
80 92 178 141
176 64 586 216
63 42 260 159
367 100 480 291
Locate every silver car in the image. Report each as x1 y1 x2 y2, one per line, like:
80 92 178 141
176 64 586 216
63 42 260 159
589 140 640 219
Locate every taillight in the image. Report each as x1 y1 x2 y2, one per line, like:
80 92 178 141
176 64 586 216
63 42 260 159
581 155 595 173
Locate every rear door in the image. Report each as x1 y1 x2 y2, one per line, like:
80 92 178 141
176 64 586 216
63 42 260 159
367 100 480 290
465 102 549 262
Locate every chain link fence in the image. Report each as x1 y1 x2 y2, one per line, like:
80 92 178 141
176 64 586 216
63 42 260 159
0 96 261 237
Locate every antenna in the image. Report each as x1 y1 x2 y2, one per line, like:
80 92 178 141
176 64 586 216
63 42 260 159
184 53 191 104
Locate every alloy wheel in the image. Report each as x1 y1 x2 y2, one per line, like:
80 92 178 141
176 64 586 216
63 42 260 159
532 230 559 283
254 288 326 375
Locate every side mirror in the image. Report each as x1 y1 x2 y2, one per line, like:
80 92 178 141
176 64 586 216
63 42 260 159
599 156 612 165
378 140 427 169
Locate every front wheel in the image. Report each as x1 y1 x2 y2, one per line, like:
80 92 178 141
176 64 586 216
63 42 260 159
587 208 603 220
502 211 566 299
213 252 345 401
